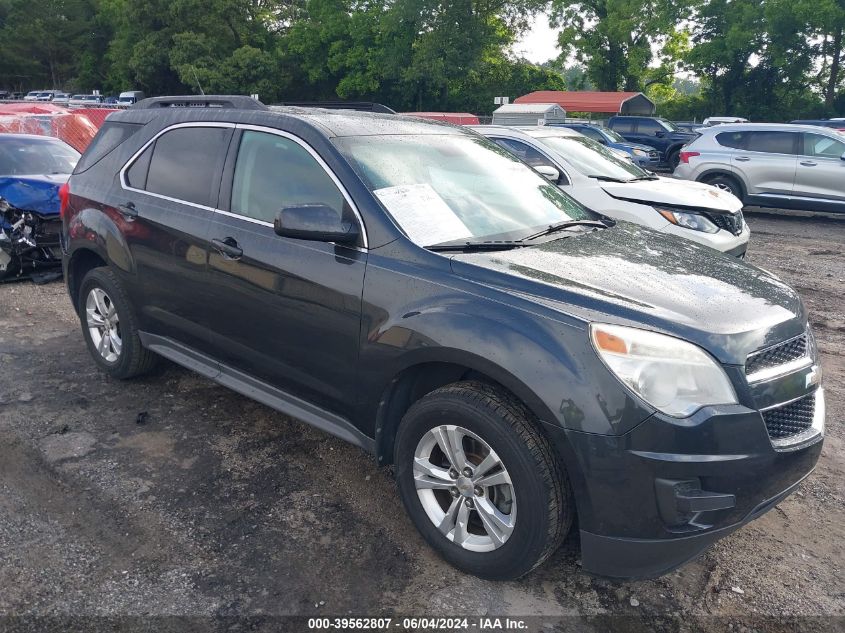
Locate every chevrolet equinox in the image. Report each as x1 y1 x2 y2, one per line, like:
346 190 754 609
61 96 824 580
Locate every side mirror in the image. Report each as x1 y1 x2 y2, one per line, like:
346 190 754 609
274 204 359 244
535 165 561 182
655 131 666 138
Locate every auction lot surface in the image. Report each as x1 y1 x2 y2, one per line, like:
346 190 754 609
0 210 843 632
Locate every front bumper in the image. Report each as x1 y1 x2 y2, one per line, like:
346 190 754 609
543 389 824 579
660 221 750 256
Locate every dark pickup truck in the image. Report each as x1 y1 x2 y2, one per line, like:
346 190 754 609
607 116 699 169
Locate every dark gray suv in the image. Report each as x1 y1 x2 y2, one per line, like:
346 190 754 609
61 96 824 580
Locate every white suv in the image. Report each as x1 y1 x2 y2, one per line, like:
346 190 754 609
674 123 845 214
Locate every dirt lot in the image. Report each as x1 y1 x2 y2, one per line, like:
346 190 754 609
0 210 843 632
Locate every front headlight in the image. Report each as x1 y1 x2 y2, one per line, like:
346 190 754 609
590 324 738 417
654 205 719 233
632 148 648 156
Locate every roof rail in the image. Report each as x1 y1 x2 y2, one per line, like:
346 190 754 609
131 95 268 110
273 101 396 114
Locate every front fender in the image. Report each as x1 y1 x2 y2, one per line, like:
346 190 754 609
358 278 653 439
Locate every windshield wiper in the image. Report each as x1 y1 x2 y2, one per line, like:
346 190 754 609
524 219 609 241
587 175 629 182
629 175 660 181
426 240 527 252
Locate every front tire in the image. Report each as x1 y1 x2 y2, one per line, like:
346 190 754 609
394 381 573 579
78 267 158 379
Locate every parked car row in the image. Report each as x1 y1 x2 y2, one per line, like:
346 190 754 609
7 90 145 107
54 95 822 583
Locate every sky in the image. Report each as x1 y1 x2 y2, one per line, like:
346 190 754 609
513 13 561 64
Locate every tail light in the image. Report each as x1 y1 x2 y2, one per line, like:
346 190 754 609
59 182 70 218
679 151 700 164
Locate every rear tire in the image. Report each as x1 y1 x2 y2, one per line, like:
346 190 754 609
394 381 573 580
78 267 158 379
668 149 681 170
704 173 744 202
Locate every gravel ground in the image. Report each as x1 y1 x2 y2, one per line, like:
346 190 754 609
0 209 842 632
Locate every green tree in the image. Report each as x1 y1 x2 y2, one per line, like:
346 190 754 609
549 0 693 91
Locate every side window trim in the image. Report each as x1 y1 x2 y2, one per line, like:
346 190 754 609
234 124 368 249
119 121 237 212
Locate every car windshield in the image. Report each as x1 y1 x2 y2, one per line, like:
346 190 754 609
334 133 596 247
659 119 680 132
534 134 650 181
0 138 80 175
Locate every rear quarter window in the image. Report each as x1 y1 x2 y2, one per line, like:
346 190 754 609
75 121 142 173
715 131 747 149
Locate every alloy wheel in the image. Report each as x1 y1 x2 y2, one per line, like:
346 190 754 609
413 424 516 552
86 287 122 363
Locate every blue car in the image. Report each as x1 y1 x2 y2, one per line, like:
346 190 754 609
0 133 79 281
552 123 660 169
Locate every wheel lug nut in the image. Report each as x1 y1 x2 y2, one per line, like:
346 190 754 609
462 467 473 477
450 487 459 497
474 486 483 497
464 498 474 508
449 469 458 479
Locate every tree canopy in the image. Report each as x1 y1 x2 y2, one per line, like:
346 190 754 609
0 0 842 118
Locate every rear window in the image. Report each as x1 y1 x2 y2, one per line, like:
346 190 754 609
143 126 231 207
75 121 142 173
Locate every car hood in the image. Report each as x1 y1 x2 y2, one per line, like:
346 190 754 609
601 177 743 212
613 141 656 152
0 174 67 215
450 223 804 364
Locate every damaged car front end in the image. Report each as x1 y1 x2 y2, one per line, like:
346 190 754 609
0 134 79 282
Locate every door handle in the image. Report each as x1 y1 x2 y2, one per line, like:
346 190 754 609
735 156 750 162
212 237 243 260
118 201 138 219
800 160 817 167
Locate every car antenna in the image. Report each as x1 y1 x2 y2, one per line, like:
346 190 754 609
191 67 205 96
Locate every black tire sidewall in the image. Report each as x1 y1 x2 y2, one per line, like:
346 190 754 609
395 392 555 580
78 268 137 378
707 175 743 201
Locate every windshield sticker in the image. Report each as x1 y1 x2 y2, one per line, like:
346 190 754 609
374 183 472 246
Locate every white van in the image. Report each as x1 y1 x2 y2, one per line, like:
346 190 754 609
117 91 145 106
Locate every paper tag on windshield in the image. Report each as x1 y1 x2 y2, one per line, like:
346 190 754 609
374 184 471 246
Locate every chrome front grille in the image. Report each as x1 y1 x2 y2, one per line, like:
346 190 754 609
745 332 810 382
762 392 816 440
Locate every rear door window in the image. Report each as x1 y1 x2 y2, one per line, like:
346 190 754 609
745 131 798 155
142 126 232 207
611 119 634 133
